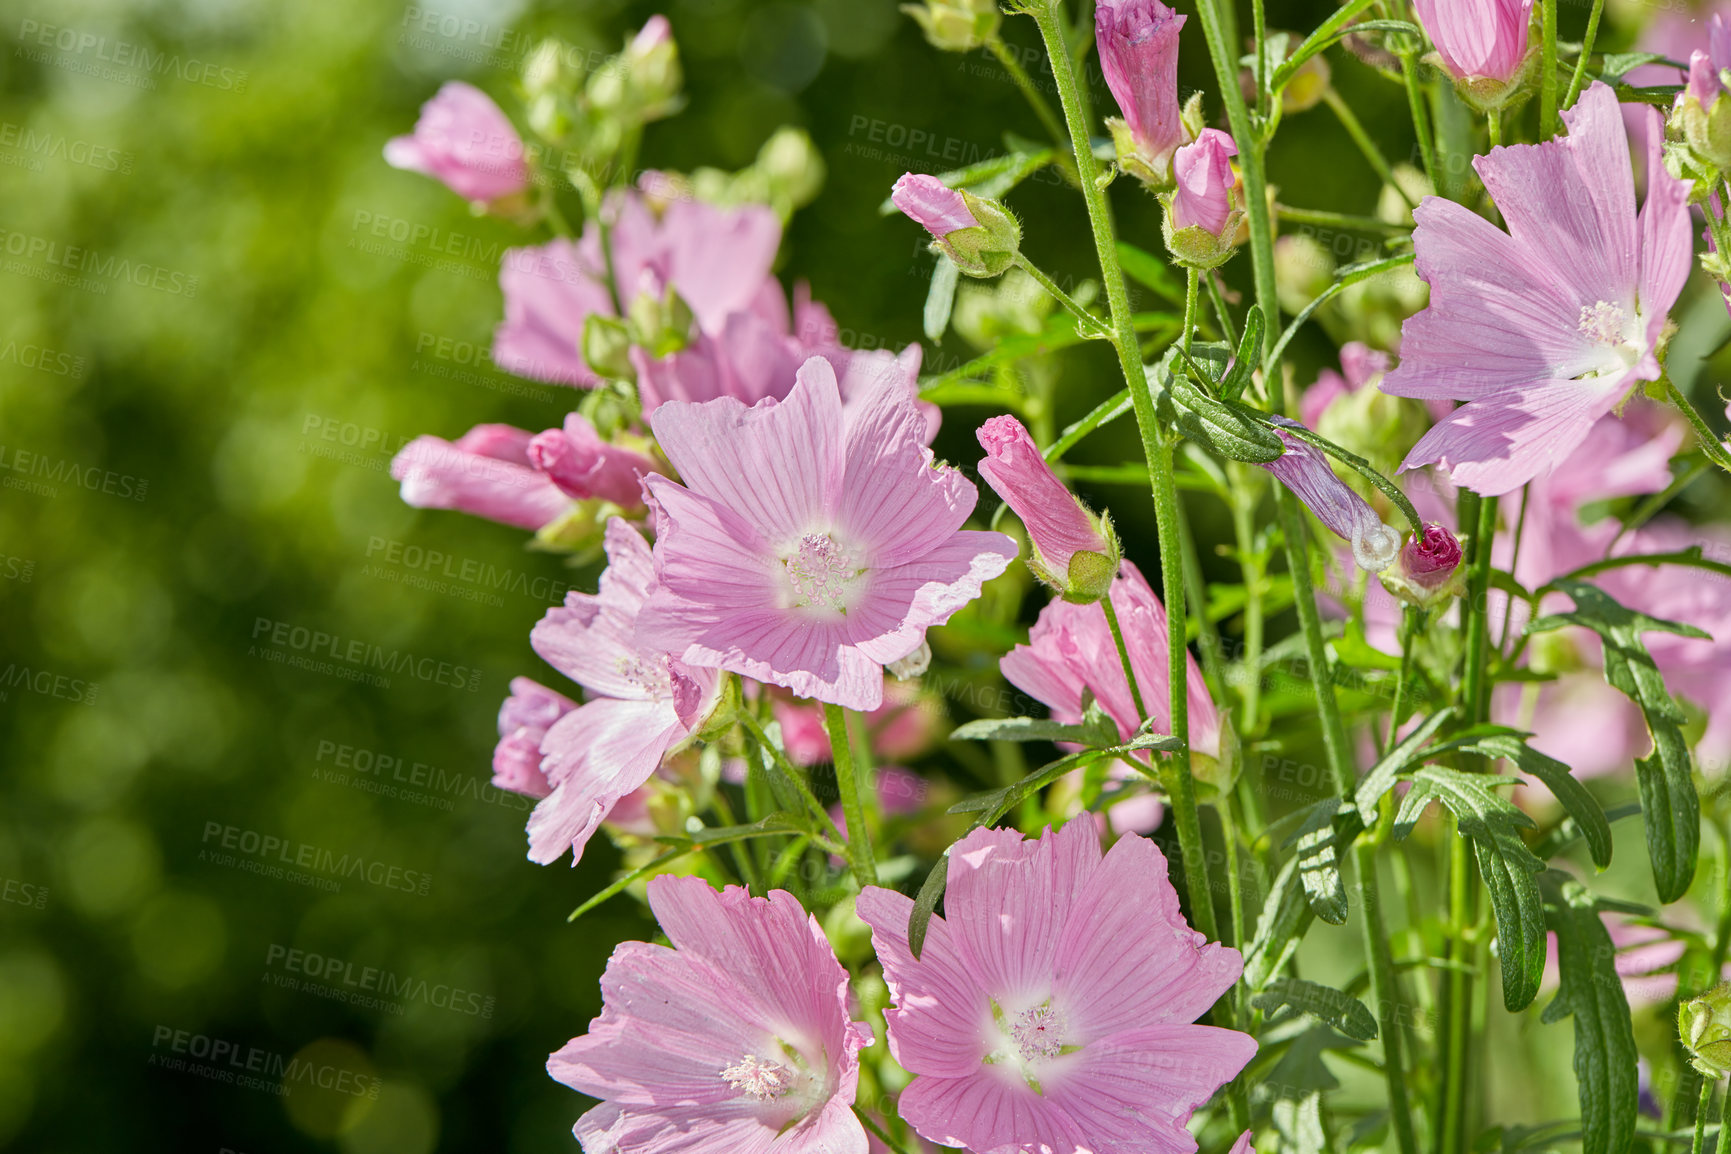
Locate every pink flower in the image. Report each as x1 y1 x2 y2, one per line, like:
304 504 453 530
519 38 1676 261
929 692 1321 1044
856 819 1257 1154
1097 0 1189 178
891 173 978 239
1002 562 1222 760
494 191 782 387
1398 524 1461 588
521 519 722 865
527 413 656 509
638 356 1016 711
550 874 873 1154
1170 129 1239 236
391 424 571 531
1229 1132 1257 1154
1380 82 1692 496
384 81 529 203
1413 0 1532 83
493 678 574 799
1262 418 1401 571
977 415 1115 599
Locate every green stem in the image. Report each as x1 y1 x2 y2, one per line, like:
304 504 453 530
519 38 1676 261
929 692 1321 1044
854 1105 917 1154
1015 254 1109 338
1181 267 1200 354
1229 463 1266 735
1690 1079 1715 1154
1487 109 1502 149
1354 839 1421 1154
1324 88 1416 210
1192 0 1279 342
1101 594 1150 722
988 34 1074 167
1401 52 1439 191
1498 486 1530 652
1563 0 1607 110
737 711 849 847
1667 377 1731 476
1540 0 1560 137
1389 605 1425 745
1275 203 1414 233
1206 273 1239 348
1027 0 1216 941
1459 494 1500 726
824 703 879 889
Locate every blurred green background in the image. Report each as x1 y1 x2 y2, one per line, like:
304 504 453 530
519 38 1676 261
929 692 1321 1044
3 0 1717 1150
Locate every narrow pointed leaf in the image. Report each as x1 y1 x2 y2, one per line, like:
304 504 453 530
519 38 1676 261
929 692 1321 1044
1543 877 1639 1154
1254 978 1379 1041
1456 734 1613 869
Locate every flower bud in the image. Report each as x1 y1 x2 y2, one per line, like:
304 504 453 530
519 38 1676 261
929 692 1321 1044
755 127 826 214
1163 130 1244 270
384 82 529 204
1260 417 1401 572
493 677 574 799
1679 980 1731 1078
1674 49 1731 170
891 173 1021 278
625 280 695 357
1380 524 1466 608
1413 0 1535 112
1097 0 1189 187
976 414 1120 602
901 0 999 53
524 39 583 102
527 414 656 509
583 314 634 380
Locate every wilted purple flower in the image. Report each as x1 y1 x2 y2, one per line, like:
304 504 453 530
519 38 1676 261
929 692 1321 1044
1261 417 1401 571
384 82 528 203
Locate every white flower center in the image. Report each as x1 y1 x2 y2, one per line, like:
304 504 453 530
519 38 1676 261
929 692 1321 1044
720 1053 797 1102
984 998 1077 1094
782 532 863 616
1575 299 1645 375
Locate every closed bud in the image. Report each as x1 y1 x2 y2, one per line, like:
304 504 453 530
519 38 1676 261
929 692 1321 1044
524 39 582 101
1413 0 1536 113
891 173 1020 278
756 127 826 214
1674 50 1731 170
582 314 634 380
900 0 1001 53
976 414 1120 602
1679 981 1731 1079
1380 524 1466 608
626 284 695 357
1163 129 1243 270
1098 0 1189 187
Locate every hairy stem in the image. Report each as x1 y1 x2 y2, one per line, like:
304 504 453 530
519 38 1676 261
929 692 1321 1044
1102 594 1149 721
989 33 1075 167
824 703 879 888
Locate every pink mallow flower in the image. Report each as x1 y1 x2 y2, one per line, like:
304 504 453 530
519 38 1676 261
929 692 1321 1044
977 414 1116 601
638 356 1016 712
1380 82 1691 497
856 819 1257 1154
891 173 978 239
1097 0 1190 182
1170 129 1239 237
494 190 782 387
520 518 722 865
1413 0 1532 85
384 81 528 203
1003 561 1222 761
550 874 873 1154
492 677 575 799
391 424 572 531
527 413 656 509
1262 417 1402 571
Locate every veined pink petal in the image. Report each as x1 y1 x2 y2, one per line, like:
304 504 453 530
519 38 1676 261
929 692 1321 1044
391 433 570 530
891 173 979 239
384 81 528 202
856 887 996 1078
1096 0 1188 165
494 238 613 387
1413 0 1532 82
528 697 685 864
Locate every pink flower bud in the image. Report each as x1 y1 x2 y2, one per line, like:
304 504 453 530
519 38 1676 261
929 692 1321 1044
1690 49 1724 108
1399 523 1463 588
527 414 655 509
1413 0 1532 85
384 82 528 203
1096 0 1188 178
1170 129 1239 236
392 425 573 531
977 415 1117 600
890 173 978 239
491 677 575 799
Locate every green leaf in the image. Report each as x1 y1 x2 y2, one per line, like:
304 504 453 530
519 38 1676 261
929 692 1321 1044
923 255 959 343
950 716 1103 745
1245 854 1315 990
1150 346 1286 465
1263 252 1416 375
1399 765 1547 1011
567 815 811 922
1291 797 1349 925
1354 705 1457 817
1220 305 1264 403
1272 1088 1330 1152
1116 240 1188 307
908 852 949 960
1453 734 1613 870
1599 51 1667 83
1254 977 1379 1041
1531 579 1704 901
1542 876 1639 1154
